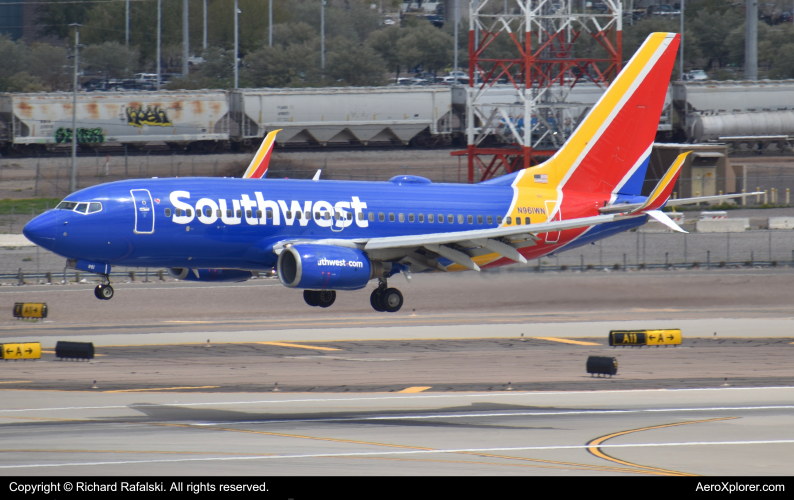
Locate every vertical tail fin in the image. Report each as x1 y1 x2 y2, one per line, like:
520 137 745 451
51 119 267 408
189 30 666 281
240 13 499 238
517 33 680 201
243 129 281 179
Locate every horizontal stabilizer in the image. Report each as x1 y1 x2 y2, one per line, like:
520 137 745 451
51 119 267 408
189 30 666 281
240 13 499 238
646 210 687 233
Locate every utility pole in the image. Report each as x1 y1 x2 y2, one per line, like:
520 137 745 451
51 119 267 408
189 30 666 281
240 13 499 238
321 0 325 70
182 0 189 77
269 0 273 47
70 24 81 194
745 0 758 81
125 1 130 46
679 0 684 80
203 0 207 49
157 0 161 90
453 0 458 83
234 0 239 88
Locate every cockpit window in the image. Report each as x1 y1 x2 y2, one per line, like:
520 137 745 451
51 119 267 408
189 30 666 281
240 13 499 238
56 201 103 213
88 202 102 213
56 202 78 210
75 203 89 214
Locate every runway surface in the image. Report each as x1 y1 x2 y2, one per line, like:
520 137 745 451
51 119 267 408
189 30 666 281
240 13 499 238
1 270 792 475
0 388 792 475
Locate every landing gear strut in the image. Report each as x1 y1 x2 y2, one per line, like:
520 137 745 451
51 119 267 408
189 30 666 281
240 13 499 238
370 278 403 313
303 290 336 308
94 275 114 300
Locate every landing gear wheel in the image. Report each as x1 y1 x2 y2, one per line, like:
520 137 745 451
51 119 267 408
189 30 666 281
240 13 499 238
316 290 336 308
304 290 320 307
95 284 114 300
370 289 384 312
379 288 403 313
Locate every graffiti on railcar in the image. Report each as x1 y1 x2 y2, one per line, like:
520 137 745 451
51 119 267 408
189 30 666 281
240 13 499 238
54 127 105 144
126 104 173 128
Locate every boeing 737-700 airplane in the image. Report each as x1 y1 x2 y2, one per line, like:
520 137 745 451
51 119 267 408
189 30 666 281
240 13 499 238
22 33 756 313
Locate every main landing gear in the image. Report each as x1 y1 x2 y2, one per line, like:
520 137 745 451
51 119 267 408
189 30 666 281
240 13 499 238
370 278 403 313
94 275 114 300
303 289 336 308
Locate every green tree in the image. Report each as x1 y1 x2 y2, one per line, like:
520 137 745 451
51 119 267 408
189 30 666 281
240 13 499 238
397 21 453 76
689 7 744 69
29 43 70 90
82 42 139 78
0 35 28 81
5 72 47 92
368 26 404 78
242 42 320 87
327 37 386 86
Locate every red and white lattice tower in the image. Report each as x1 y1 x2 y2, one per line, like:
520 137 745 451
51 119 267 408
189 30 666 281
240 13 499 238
452 0 623 182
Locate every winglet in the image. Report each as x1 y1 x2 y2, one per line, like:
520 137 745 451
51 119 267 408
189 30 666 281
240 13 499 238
629 152 690 214
243 129 281 179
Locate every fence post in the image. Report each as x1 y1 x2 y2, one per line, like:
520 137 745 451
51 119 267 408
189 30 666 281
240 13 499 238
769 230 772 262
580 255 584 272
46 272 52 284
787 188 791 206
623 253 626 271
751 251 754 268
707 250 710 270
741 188 745 206
665 252 669 268
129 271 135 282
17 268 24 286
727 232 730 263
756 187 761 204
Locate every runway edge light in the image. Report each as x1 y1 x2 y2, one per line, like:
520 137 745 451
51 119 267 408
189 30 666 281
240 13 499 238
609 329 682 347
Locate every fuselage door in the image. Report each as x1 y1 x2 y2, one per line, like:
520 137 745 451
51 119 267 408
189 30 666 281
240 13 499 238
131 189 155 234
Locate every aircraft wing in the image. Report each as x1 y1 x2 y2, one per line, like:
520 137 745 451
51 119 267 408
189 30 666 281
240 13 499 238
274 213 624 272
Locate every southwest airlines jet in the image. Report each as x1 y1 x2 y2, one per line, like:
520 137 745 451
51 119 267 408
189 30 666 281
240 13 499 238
22 33 752 312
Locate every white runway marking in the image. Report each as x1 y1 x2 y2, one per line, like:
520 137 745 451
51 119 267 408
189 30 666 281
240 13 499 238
0 386 792 413
2 439 793 469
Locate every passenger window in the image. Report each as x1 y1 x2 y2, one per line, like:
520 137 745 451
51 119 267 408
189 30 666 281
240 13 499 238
296 211 302 220
204 208 211 217
305 211 310 220
256 210 262 218
368 212 375 222
516 217 522 225
408 213 414 222
388 213 394 222
428 214 435 223
165 208 172 217
286 211 292 218
399 213 405 223
418 214 424 223
227 209 232 217
378 212 385 222
467 215 473 224
525 217 531 225
246 210 252 218
315 212 321 219
347 212 353 220
176 208 183 216
88 202 102 213
187 209 193 217
447 214 453 223
323 212 330 220
477 215 483 224
496 216 502 224
437 214 443 223
486 215 492 224
505 216 511 225
236 210 241 218
75 203 88 214
216 209 222 217
458 215 464 224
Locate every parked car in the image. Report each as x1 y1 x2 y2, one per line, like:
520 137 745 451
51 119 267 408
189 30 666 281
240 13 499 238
683 69 708 81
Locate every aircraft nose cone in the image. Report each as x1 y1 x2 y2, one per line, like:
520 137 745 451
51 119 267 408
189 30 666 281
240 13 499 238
23 211 57 251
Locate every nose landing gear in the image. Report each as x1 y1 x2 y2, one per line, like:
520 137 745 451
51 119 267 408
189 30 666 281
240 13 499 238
370 278 403 313
94 275 114 300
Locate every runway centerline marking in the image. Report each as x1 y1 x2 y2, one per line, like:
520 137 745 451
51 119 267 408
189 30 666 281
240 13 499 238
1 388 794 413
104 386 221 393
398 387 431 393
2 438 793 470
533 337 602 346
587 417 739 476
256 342 341 352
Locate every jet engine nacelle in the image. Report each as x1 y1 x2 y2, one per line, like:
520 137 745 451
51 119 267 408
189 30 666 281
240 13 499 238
277 244 381 290
167 268 254 282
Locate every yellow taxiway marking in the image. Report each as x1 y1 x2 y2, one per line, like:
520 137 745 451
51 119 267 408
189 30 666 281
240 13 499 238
256 342 340 352
0 381 32 385
533 337 601 346
398 386 432 393
0 448 273 456
154 422 649 475
586 416 739 476
104 386 220 393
